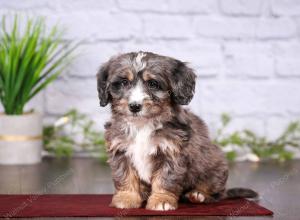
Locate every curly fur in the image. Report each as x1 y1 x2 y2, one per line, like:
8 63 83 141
96 51 257 210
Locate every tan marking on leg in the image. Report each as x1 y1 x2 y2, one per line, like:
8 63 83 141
110 191 142 209
110 166 142 209
146 192 177 211
146 174 178 211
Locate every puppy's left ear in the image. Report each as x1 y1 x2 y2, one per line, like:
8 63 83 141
170 61 196 105
96 62 111 107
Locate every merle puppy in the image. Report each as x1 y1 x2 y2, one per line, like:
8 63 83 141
97 52 257 211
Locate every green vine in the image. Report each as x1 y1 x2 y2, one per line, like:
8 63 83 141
43 110 300 163
214 114 300 162
43 109 107 162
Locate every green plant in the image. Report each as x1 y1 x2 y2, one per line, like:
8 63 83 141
214 113 300 162
0 15 77 115
44 110 300 163
43 110 107 162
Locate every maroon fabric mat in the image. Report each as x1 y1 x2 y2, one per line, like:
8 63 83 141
0 194 273 217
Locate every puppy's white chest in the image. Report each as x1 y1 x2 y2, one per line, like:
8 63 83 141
125 124 156 184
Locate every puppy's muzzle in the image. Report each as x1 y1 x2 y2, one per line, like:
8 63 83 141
129 102 142 113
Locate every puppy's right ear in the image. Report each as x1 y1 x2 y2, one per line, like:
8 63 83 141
97 62 111 107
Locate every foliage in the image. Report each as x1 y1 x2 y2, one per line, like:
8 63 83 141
44 110 300 163
0 15 77 115
43 110 107 162
214 113 300 162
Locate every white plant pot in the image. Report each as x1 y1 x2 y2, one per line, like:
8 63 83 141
0 112 42 165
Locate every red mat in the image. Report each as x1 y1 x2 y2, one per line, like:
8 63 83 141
0 194 273 218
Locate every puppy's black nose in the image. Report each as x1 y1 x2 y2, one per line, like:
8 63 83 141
129 103 142 113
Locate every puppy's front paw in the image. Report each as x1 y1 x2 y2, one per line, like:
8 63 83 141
146 193 178 211
110 191 142 209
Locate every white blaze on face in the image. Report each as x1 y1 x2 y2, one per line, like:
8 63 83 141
129 80 148 104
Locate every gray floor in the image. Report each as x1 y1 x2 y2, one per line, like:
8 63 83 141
1 157 299 220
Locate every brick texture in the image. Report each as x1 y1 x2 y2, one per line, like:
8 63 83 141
0 0 300 140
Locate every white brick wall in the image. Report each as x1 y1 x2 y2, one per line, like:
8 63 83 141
1 0 300 140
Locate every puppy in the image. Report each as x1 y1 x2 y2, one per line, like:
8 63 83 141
97 52 257 211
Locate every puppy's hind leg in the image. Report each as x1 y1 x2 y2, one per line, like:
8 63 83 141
184 190 224 203
184 182 225 203
185 159 229 203
184 190 206 203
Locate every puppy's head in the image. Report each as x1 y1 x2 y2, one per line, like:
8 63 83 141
97 52 196 118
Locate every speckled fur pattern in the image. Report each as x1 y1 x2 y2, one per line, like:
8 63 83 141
96 52 255 211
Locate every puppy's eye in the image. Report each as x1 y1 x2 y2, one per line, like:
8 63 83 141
112 79 129 90
147 79 160 90
121 79 129 86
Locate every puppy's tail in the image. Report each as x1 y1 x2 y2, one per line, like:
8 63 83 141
224 187 258 199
